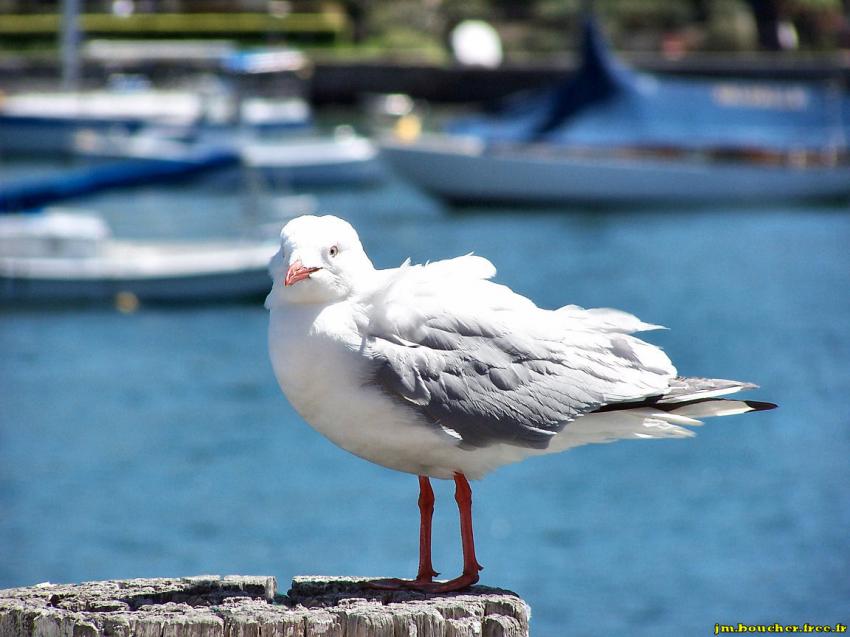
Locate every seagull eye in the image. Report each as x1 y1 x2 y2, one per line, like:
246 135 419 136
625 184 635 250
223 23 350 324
329 245 339 258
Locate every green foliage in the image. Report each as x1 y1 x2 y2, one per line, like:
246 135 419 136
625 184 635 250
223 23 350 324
704 0 758 50
793 0 841 8
356 0 847 56
3 0 842 56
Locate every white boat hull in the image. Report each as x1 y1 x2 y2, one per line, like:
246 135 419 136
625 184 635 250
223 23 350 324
71 130 383 187
1 267 271 304
0 91 310 155
1 239 275 304
241 136 383 186
380 136 850 205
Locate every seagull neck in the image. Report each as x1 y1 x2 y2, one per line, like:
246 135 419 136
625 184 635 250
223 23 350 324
347 262 379 296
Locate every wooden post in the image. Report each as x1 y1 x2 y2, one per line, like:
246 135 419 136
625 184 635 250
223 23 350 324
0 575 530 636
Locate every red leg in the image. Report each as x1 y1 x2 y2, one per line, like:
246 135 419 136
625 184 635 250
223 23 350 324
369 472 483 593
455 472 484 579
416 475 439 582
421 472 483 592
368 475 439 589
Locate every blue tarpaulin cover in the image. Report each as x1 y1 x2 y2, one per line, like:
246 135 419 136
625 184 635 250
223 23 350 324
448 19 850 152
0 150 238 213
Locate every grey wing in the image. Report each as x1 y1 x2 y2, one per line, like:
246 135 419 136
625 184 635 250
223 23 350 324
364 309 676 450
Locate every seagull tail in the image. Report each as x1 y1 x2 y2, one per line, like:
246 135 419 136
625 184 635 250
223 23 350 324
664 397 777 420
547 381 775 454
596 377 777 417
655 376 777 419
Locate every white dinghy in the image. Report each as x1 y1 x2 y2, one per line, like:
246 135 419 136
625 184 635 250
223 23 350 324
0 210 276 305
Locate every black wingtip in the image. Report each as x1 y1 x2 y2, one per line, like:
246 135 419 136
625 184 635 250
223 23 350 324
745 400 778 412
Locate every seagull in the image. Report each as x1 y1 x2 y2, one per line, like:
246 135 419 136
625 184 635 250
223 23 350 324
265 214 775 592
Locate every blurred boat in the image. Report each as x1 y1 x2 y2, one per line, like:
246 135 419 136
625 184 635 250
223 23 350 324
381 135 850 205
381 19 850 205
0 47 312 156
0 142 238 213
239 129 383 186
0 210 275 304
74 125 383 187
0 88 310 156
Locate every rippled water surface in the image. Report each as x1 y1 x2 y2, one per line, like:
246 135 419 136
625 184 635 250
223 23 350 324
2 160 849 636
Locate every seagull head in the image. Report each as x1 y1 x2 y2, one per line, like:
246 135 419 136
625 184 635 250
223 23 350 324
266 215 375 306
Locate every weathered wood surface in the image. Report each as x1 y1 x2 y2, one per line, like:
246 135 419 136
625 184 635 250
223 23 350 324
0 575 530 636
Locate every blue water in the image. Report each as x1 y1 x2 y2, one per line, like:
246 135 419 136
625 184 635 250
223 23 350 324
2 165 849 636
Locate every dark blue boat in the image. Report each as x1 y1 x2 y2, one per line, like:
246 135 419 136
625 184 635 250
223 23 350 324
448 18 850 154
381 18 850 205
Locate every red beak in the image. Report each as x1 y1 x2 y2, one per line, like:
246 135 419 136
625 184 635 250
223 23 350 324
284 260 321 287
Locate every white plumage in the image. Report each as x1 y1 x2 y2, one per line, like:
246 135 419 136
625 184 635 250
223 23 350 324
265 215 771 481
